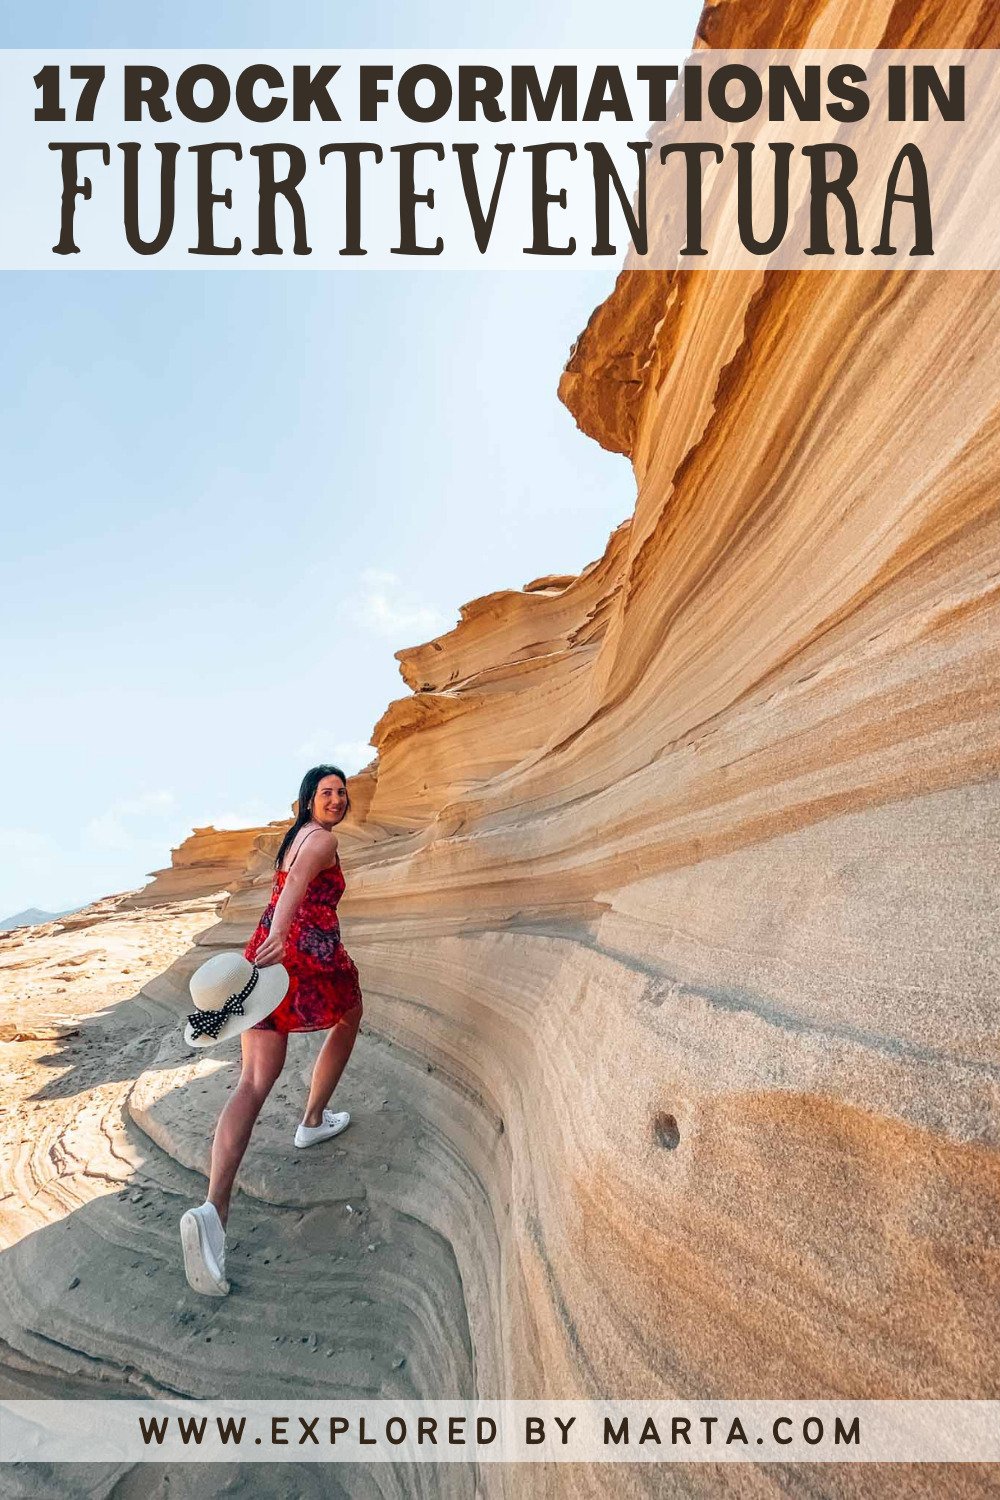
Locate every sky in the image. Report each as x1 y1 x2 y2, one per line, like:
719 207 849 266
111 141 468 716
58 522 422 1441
0 1 702 916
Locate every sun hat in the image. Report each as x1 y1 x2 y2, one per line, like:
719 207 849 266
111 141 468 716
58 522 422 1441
183 951 289 1049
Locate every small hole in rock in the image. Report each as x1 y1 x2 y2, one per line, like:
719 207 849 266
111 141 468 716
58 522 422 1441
653 1112 680 1149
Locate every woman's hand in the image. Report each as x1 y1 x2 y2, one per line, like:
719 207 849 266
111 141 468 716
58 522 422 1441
254 927 288 968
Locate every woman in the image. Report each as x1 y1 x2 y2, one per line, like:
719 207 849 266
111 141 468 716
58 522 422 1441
180 764 364 1297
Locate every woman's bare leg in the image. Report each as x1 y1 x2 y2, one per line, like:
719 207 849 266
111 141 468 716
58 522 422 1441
302 1004 363 1126
207 1028 287 1226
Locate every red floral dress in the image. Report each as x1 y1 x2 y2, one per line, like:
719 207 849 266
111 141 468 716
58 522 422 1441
244 853 363 1034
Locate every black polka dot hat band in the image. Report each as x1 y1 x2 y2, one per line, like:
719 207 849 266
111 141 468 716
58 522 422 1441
183 951 289 1049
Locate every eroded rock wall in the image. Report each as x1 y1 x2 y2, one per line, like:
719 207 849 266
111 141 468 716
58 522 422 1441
124 824 286 908
136 0 1000 1484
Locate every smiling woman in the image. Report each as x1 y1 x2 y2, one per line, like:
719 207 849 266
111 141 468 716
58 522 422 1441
179 762 364 1298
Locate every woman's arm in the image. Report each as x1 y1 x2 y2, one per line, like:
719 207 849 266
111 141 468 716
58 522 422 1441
254 830 337 967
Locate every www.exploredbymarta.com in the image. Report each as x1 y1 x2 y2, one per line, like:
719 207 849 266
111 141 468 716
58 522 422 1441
137 1409 861 1454
7 1400 995 1463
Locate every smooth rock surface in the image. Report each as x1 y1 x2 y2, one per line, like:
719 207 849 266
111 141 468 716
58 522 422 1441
124 824 288 908
3 2 999 1495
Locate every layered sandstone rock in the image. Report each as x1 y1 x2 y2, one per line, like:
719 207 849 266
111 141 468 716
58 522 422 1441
124 824 286 908
2 2 998 1496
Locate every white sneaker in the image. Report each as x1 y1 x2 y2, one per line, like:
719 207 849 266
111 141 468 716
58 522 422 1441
294 1108 351 1149
179 1202 229 1297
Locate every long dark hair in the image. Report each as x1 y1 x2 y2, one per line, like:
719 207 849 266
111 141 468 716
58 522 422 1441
273 765 351 871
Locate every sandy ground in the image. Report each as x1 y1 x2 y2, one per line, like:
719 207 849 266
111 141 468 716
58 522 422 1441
0 895 475 1498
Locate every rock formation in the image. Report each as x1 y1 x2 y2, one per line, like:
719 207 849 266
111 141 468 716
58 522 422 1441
1 1 998 1495
124 823 287 908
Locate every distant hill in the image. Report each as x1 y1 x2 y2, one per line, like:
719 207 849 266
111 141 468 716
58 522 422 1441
0 906 79 932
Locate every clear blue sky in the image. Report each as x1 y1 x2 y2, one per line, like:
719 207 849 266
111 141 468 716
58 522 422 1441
0 1 701 915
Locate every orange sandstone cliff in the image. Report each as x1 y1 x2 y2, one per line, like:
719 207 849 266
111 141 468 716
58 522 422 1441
122 824 282 908
151 0 1000 1413
2 1 998 1494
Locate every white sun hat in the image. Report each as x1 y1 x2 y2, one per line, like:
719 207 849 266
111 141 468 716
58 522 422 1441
183 951 289 1049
